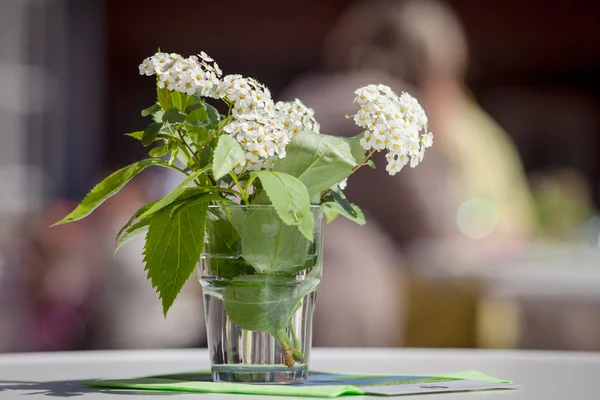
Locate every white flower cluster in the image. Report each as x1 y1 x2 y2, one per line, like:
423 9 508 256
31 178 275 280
221 75 289 171
138 51 222 97
139 51 325 173
275 99 320 136
352 84 433 175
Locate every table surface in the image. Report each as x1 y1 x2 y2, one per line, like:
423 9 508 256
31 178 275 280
0 348 599 399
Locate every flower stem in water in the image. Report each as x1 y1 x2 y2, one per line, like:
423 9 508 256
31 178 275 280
273 329 295 368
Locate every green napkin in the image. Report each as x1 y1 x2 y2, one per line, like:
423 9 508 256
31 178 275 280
85 370 512 398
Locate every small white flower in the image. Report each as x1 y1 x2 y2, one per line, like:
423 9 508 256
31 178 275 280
180 77 197 95
190 67 204 86
409 155 420 168
138 58 154 76
199 51 214 62
201 61 214 73
251 91 265 106
213 63 223 77
422 132 433 148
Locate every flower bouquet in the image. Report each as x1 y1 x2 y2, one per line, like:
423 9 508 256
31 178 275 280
54 51 432 383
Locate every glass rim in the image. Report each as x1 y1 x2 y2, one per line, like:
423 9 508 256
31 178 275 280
207 204 323 210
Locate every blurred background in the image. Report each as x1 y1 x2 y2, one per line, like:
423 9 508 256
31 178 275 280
1 0 600 353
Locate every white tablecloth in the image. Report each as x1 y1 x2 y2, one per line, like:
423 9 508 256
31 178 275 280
0 348 599 399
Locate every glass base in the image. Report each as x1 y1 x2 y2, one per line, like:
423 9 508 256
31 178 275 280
211 363 308 384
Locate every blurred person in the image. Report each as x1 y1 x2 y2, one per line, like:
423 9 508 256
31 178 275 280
283 0 536 261
0 173 206 353
0 203 103 352
281 0 537 347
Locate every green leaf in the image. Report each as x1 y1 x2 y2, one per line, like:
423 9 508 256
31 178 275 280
323 200 366 225
366 159 376 169
157 86 170 110
115 218 151 254
221 203 247 234
142 122 164 146
168 148 179 166
346 133 367 164
203 218 250 280
198 145 212 168
252 171 313 240
169 91 184 110
185 107 212 146
141 104 161 117
323 204 339 223
241 207 310 274
212 135 246 180
187 103 220 127
125 131 144 140
292 263 322 313
185 106 210 128
138 167 209 219
53 159 166 226
188 128 210 147
156 87 187 111
205 258 253 283
185 103 204 114
273 131 357 196
149 145 169 157
152 109 164 123
223 275 299 332
162 107 187 124
251 189 271 205
168 192 224 216
143 201 208 315
323 189 366 225
205 104 221 127
205 218 240 256
116 200 158 243
332 190 357 217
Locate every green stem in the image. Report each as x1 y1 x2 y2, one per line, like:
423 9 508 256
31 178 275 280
200 115 234 148
288 323 304 362
318 139 375 202
273 329 295 368
158 163 190 176
318 147 376 202
175 127 201 167
226 99 233 117
244 173 257 201
273 329 291 347
228 171 248 205
187 181 244 199
165 125 194 167
352 148 376 173
205 185 245 199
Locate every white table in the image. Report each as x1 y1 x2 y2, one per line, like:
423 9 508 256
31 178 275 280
0 348 598 399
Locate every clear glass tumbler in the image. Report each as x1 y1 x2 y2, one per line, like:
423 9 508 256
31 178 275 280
198 205 324 384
